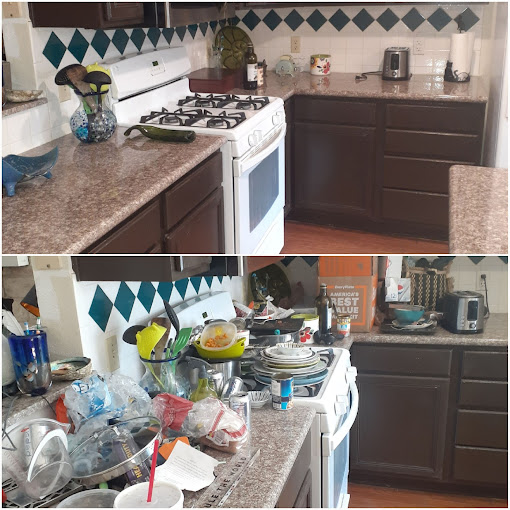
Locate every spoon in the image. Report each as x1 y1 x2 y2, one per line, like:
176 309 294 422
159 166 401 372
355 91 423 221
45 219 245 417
83 71 111 109
65 65 97 113
122 325 145 345
163 301 180 354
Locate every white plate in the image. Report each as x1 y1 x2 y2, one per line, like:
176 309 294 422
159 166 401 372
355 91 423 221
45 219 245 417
391 319 436 330
264 345 315 360
254 359 327 376
248 390 271 408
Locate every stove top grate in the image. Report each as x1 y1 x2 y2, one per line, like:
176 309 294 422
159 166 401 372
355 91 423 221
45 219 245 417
177 93 269 110
139 107 247 129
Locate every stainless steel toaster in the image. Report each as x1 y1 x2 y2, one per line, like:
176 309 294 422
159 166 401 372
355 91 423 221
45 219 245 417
442 291 485 334
382 47 410 81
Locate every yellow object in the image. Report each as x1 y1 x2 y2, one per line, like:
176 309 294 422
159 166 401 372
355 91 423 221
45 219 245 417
194 337 246 359
136 323 167 360
190 377 218 402
85 62 111 92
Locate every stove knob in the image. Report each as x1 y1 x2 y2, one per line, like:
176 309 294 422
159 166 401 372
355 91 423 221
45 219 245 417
255 130 263 142
469 323 476 329
272 112 282 125
248 133 257 146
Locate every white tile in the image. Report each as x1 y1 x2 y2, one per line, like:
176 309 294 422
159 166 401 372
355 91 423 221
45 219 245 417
31 129 53 148
346 36 363 50
346 49 363 72
5 110 31 144
29 104 51 137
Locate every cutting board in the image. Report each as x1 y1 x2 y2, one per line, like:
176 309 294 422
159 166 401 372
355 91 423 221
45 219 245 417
188 68 243 94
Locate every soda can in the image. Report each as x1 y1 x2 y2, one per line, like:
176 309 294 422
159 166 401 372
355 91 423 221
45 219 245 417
221 376 244 401
229 391 251 430
271 372 294 411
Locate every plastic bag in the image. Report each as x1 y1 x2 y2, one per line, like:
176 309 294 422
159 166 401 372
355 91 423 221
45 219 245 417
181 397 249 453
152 393 194 431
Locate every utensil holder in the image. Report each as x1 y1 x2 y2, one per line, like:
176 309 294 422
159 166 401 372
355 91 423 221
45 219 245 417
70 89 117 143
8 330 52 395
139 354 188 398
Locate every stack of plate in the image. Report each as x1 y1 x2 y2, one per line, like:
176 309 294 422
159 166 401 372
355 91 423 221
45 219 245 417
253 345 329 386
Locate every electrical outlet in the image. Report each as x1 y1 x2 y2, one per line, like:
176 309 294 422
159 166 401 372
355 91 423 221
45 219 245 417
58 85 71 102
291 36 301 53
106 336 120 372
413 38 424 55
477 272 487 291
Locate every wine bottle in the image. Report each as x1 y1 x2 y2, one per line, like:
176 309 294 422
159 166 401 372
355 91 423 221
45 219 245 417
244 43 258 90
315 283 333 335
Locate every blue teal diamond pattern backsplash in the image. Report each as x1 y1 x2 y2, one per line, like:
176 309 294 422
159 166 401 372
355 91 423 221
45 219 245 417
88 276 233 332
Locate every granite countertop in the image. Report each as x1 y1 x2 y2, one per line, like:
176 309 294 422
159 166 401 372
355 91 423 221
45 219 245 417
183 405 315 508
2 130 226 254
449 165 508 254
2 97 48 117
229 71 489 103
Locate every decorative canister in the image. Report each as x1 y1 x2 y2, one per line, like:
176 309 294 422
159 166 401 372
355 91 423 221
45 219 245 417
310 54 331 75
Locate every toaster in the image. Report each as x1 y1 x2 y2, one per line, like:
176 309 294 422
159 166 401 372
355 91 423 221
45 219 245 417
382 47 410 81
442 291 485 334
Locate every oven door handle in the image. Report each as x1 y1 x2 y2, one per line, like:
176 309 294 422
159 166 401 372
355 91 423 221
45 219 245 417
233 124 286 177
323 368 359 457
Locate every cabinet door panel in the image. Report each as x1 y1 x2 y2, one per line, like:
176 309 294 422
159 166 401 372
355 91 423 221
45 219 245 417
462 351 508 380
350 374 449 479
295 97 376 126
103 2 144 23
294 123 375 216
456 410 508 449
453 447 508 485
458 380 508 411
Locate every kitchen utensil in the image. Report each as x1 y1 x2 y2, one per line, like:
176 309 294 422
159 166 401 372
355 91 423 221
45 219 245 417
248 318 304 335
65 65 96 112
54 63 81 88
171 327 193 356
393 305 425 324
310 54 331 75
200 321 237 350
124 125 196 143
251 333 296 346
248 390 271 408
164 300 180 335
57 489 120 508
2 418 72 501
3 89 42 102
122 325 145 345
382 47 410 81
50 357 92 381
136 323 167 360
83 70 111 108
70 416 161 486
194 337 246 359
442 291 485 333
114 480 183 509
149 318 172 360
2 146 57 197
214 26 252 70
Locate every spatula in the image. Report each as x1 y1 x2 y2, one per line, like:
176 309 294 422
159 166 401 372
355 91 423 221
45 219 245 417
170 327 193 357
65 65 97 112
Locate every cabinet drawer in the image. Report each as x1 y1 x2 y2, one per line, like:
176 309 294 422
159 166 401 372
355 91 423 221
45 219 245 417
382 189 448 228
453 446 508 485
352 345 452 377
383 156 450 194
385 130 480 162
295 97 376 126
164 151 222 230
88 200 161 253
458 380 508 411
456 410 508 449
462 351 508 380
386 103 484 134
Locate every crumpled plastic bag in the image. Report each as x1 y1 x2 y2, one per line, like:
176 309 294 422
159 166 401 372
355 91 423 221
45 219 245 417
181 397 249 453
153 393 194 431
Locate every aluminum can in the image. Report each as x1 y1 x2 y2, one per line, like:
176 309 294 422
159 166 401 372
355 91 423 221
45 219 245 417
337 314 351 337
221 376 244 401
229 391 251 430
271 372 294 411
206 369 224 396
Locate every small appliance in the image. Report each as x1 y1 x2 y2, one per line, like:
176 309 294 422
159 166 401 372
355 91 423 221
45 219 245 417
442 291 485 333
382 47 410 81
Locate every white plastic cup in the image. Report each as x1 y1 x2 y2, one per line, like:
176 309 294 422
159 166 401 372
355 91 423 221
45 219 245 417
113 480 184 508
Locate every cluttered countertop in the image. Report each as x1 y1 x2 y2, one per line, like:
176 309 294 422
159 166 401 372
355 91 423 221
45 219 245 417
229 71 489 103
2 130 226 254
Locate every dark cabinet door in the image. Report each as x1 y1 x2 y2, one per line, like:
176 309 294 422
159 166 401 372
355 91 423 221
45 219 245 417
164 187 224 254
293 122 376 220
350 374 449 479
102 2 144 24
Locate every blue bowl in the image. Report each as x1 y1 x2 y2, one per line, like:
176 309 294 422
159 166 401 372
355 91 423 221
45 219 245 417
394 305 425 324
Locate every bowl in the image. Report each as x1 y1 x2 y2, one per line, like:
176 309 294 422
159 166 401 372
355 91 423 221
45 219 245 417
51 357 92 381
275 342 309 357
393 305 425 324
57 489 120 508
248 390 271 408
199 322 237 351
291 313 320 338
194 337 246 359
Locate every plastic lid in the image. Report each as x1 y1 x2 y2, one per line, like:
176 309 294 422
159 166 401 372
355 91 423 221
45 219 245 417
57 489 120 508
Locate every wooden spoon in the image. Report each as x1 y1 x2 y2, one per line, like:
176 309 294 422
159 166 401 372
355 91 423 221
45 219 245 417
66 65 96 112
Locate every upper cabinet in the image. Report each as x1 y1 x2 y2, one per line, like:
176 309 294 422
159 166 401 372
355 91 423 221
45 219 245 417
29 2 235 29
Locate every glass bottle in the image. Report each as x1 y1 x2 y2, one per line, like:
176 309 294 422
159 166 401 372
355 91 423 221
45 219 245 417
315 283 333 335
244 43 258 90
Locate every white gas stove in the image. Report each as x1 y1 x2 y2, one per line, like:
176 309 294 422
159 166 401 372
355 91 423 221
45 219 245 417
106 47 286 254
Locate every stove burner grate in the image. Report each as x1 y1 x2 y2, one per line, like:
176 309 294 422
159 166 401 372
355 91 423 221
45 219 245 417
140 107 247 129
177 93 270 110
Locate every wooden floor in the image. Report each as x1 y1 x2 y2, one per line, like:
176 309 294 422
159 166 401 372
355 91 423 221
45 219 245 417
349 483 508 508
283 221 449 254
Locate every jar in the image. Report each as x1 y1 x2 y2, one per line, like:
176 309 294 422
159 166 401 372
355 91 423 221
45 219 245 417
139 353 188 398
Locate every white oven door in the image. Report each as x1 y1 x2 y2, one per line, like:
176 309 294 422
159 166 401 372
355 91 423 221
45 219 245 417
322 370 359 508
232 125 286 254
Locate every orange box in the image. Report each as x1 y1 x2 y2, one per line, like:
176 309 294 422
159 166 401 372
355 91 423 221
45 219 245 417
319 275 377 332
319 256 377 277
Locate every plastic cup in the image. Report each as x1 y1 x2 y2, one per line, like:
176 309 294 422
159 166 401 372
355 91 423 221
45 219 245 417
113 481 184 508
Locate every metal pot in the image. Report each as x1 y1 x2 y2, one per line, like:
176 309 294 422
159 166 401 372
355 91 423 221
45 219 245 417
250 332 299 346
208 360 242 382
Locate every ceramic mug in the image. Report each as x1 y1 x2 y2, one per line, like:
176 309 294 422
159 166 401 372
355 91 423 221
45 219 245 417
310 54 331 75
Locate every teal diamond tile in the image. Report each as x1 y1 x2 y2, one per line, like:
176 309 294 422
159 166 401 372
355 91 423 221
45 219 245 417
190 277 202 294
199 22 209 36
176 26 187 41
162 27 174 45
217 276 224 284
137 281 156 313
329 9 349 32
428 8 451 32
229 16 240 26
377 9 399 31
147 27 161 47
219 19 227 28
157 282 173 303
89 285 113 332
402 8 425 31
112 29 129 54
302 256 319 267
455 8 480 32
114 282 136 322
204 276 214 289
188 24 198 39
352 8 374 31
175 278 189 300
468 256 485 265
43 32 66 69
307 9 327 31
281 257 296 267
263 10 282 31
68 29 89 63
91 30 110 58
209 20 218 33
242 10 261 31
130 28 146 50
498 256 508 264
285 9 304 31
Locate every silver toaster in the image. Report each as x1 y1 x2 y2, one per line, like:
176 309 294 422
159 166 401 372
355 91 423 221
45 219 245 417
382 47 410 81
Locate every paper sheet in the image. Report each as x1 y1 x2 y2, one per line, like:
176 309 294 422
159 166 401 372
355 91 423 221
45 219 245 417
155 440 219 492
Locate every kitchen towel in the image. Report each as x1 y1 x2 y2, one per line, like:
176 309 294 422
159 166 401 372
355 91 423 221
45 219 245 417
449 32 474 75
